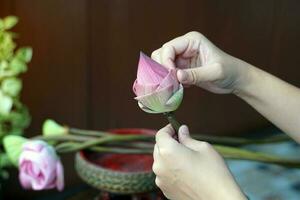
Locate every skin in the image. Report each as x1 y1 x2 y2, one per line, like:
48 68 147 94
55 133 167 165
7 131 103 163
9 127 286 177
151 31 300 199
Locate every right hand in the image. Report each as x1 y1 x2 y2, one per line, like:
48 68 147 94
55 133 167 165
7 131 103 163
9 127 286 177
153 124 247 200
151 31 250 94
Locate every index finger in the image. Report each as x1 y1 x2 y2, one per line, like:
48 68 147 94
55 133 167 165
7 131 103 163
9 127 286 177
160 36 190 69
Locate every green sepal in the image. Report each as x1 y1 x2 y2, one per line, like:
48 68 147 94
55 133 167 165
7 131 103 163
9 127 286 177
3 135 28 167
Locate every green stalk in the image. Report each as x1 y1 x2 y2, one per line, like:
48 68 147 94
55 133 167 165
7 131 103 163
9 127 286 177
34 134 95 142
164 112 181 132
54 122 290 146
55 134 153 152
54 139 300 168
36 130 290 147
192 134 290 146
214 145 300 168
69 128 109 137
88 146 153 154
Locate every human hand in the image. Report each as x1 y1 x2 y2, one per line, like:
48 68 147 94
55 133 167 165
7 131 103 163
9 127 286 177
153 124 247 200
151 31 250 94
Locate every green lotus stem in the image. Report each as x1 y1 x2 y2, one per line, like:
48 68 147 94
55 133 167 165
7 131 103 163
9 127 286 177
108 141 155 149
54 139 300 168
164 112 181 132
51 119 290 146
34 134 96 142
193 133 290 146
214 145 300 168
49 134 300 168
86 146 152 154
163 112 290 145
37 128 290 146
55 134 154 152
69 128 109 137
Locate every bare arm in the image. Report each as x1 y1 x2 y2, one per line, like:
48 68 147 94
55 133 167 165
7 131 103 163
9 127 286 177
234 60 300 142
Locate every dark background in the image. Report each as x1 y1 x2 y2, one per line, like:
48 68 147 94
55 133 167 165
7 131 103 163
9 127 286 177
1 0 300 199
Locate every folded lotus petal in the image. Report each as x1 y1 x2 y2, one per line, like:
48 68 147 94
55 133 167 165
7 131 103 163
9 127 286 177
137 102 159 114
156 70 179 92
23 140 45 152
135 85 173 113
56 161 64 191
166 84 184 110
19 171 32 189
28 162 40 178
137 52 168 85
19 151 47 168
38 148 58 184
31 172 47 190
133 80 159 96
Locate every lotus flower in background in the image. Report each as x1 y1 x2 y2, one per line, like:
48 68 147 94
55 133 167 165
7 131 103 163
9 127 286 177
133 52 183 113
19 140 64 191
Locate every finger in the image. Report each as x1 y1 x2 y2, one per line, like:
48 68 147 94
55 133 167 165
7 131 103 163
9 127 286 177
178 125 209 151
177 62 223 85
151 48 161 63
175 56 190 69
153 144 160 161
155 177 162 188
160 36 190 69
155 124 177 148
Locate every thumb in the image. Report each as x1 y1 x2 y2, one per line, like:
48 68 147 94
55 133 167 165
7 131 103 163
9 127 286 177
177 63 223 85
178 125 203 151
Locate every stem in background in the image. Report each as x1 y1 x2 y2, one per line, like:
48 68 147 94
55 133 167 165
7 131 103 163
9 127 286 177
54 138 300 169
34 127 290 146
55 134 154 152
69 128 109 137
162 112 290 145
42 129 300 168
34 135 95 142
192 133 290 146
85 146 152 154
214 145 300 168
164 112 181 132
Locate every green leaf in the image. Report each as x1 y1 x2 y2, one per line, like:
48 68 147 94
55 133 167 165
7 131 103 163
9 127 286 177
3 16 18 30
16 47 32 63
0 19 4 30
3 135 28 167
0 90 13 115
1 77 22 97
9 58 27 75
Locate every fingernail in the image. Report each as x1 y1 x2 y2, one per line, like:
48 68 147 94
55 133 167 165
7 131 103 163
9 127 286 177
179 125 189 135
177 70 188 82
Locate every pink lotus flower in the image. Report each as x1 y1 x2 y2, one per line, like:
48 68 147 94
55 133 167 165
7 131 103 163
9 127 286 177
133 52 183 113
19 140 64 191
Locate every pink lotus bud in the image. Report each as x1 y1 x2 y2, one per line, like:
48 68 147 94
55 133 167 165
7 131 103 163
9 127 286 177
133 52 183 113
19 140 64 191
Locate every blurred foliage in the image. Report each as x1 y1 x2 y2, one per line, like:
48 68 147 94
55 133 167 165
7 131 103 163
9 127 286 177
0 16 31 179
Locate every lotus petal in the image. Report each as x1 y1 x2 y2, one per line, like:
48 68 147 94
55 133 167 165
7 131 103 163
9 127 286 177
136 52 168 85
135 85 173 113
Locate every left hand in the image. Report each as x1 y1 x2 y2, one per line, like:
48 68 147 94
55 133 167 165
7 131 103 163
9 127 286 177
153 124 247 200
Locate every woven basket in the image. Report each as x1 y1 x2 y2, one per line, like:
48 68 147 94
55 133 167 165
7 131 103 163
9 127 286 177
75 128 157 194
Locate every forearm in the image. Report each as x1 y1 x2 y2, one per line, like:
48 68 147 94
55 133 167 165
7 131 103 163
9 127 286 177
233 59 300 142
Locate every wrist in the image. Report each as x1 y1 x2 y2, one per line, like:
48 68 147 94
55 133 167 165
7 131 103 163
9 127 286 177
231 57 258 99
